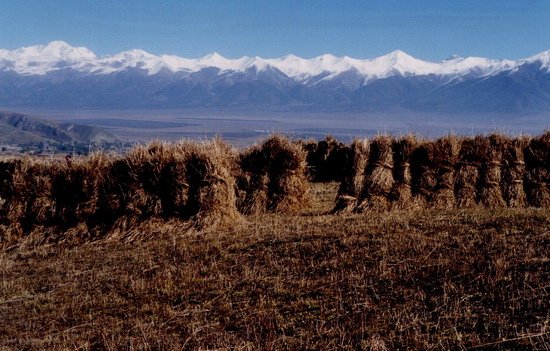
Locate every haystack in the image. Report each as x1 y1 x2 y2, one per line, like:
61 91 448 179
304 136 348 182
20 160 58 231
52 153 112 230
182 140 242 228
502 136 530 207
100 155 144 227
478 134 507 208
238 146 269 214
410 141 437 208
455 136 487 208
357 135 394 212
389 135 419 209
0 160 18 222
431 136 461 208
524 132 550 207
158 146 189 218
238 135 309 214
0 160 22 243
333 138 369 213
0 158 59 241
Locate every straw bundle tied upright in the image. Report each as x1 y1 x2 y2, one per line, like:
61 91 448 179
304 136 347 182
410 141 437 208
183 140 242 229
524 132 550 207
478 134 507 208
52 154 111 231
0 159 23 242
389 135 418 209
431 136 461 208
158 145 188 218
502 136 530 207
21 160 58 231
239 135 309 214
333 138 369 213
455 137 486 208
238 145 269 214
265 136 309 213
357 135 394 212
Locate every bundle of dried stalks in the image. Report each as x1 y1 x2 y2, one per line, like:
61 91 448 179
524 132 550 207
0 160 18 221
0 159 22 243
333 138 369 213
52 153 112 230
21 160 58 231
502 136 530 207
478 134 508 208
238 146 268 214
304 136 348 182
357 135 394 212
239 135 309 214
100 152 147 229
389 135 419 210
455 136 487 208
182 140 242 228
158 146 189 218
431 136 461 208
410 141 437 208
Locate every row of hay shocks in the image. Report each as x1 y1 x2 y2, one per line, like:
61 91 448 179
0 140 243 245
334 133 550 213
0 136 310 245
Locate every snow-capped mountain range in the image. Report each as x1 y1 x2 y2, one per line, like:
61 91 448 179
1 41 549 113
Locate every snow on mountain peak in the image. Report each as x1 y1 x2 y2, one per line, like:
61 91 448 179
0 41 97 75
20 40 96 61
524 50 550 69
0 41 548 79
444 54 464 61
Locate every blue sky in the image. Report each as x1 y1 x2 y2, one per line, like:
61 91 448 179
0 0 548 60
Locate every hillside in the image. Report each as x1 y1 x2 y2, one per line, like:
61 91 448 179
0 111 120 146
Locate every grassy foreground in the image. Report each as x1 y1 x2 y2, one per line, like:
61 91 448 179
1 183 549 350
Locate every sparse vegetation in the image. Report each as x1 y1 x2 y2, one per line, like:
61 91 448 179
0 133 549 350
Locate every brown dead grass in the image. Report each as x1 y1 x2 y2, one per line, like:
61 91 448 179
1 182 549 350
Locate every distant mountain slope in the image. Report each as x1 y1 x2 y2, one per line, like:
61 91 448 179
0 41 549 114
0 111 120 145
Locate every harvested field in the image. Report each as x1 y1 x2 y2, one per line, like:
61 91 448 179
0 134 549 349
0 182 549 350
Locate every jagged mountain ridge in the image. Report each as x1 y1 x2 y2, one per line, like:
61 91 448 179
0 41 549 113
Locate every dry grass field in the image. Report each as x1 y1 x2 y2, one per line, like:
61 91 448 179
1 182 549 350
